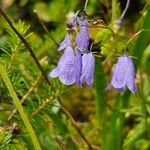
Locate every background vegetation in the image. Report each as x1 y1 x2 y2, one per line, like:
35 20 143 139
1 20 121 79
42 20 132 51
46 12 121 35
0 0 150 149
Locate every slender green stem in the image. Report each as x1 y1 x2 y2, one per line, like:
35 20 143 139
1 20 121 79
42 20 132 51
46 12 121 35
120 0 130 20
112 0 118 24
125 29 150 49
0 64 41 150
113 0 130 32
84 0 89 12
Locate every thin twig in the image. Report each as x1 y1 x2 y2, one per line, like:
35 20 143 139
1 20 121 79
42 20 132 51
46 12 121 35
30 96 53 118
0 6 51 87
8 77 40 121
58 99 93 150
53 136 67 150
7 38 20 69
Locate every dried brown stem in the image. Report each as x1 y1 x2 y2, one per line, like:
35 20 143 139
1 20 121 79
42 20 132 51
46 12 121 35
53 136 67 150
58 99 93 150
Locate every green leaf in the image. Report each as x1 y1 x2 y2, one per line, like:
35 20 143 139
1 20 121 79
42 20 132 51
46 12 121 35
133 7 150 69
94 58 107 120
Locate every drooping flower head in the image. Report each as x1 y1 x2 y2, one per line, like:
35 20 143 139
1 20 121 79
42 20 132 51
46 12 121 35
49 11 95 87
49 13 79 86
80 52 95 87
74 18 90 86
107 55 137 93
58 34 70 51
74 48 82 86
76 19 89 52
49 46 76 85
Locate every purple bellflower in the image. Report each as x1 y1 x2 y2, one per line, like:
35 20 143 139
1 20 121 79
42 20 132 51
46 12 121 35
49 13 78 86
49 13 95 88
75 19 95 88
58 34 70 51
74 49 82 86
81 52 95 87
107 55 137 93
76 19 89 52
49 46 76 85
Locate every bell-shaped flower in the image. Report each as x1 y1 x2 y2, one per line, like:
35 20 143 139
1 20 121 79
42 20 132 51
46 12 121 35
74 49 82 86
107 55 137 93
58 34 70 51
49 46 76 85
80 52 95 87
49 15 95 87
76 19 89 53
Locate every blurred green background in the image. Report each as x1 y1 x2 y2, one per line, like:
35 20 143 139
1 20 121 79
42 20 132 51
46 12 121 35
0 0 150 149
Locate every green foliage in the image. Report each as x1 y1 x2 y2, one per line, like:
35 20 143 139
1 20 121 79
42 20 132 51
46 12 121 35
0 0 150 149
94 58 107 120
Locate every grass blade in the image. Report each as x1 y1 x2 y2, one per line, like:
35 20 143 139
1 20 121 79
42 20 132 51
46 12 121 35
133 7 150 69
94 58 107 120
0 64 41 150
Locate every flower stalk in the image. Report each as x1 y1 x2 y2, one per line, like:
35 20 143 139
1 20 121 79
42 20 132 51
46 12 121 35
114 0 131 33
84 0 89 12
